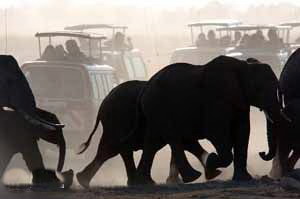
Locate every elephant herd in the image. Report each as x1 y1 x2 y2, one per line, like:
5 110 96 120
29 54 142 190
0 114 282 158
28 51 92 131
76 53 300 187
0 52 300 189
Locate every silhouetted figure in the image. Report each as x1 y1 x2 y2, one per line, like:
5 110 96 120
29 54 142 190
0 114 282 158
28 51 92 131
65 39 87 62
105 32 134 50
55 45 66 60
233 31 242 45
267 29 284 49
207 30 218 47
40 45 56 61
195 33 207 47
239 34 250 48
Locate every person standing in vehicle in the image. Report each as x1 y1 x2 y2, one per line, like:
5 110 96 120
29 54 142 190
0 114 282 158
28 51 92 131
65 39 87 62
207 30 218 47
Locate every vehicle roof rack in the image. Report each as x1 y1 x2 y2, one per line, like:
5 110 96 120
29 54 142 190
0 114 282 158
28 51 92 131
35 31 107 40
64 24 128 31
188 19 242 27
280 22 300 28
35 31 106 58
217 24 291 31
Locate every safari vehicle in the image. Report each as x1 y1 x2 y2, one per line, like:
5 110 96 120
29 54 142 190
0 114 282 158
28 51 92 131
21 31 118 149
220 24 291 75
64 24 148 81
280 22 300 53
170 19 242 65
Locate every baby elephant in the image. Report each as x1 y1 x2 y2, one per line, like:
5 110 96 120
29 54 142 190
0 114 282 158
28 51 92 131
76 80 221 188
0 108 73 188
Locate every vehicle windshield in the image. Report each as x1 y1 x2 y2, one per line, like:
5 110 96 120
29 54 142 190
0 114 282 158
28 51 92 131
24 66 85 99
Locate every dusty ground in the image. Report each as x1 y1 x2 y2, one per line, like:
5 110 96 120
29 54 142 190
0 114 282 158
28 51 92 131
2 178 300 199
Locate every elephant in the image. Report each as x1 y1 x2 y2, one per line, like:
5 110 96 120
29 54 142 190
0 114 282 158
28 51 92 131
0 107 73 188
262 48 300 178
0 55 70 187
129 55 289 185
76 80 221 188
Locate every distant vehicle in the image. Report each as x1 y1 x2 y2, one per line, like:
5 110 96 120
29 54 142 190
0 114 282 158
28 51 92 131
280 22 300 53
220 24 291 75
22 31 118 149
170 19 242 65
64 24 148 81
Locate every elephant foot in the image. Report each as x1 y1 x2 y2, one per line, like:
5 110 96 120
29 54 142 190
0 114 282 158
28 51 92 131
233 169 253 181
166 176 183 185
205 153 219 172
32 169 61 188
59 169 74 189
131 172 156 186
76 172 91 189
180 168 201 183
205 168 222 180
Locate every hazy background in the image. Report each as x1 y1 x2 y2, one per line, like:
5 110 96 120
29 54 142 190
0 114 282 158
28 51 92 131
2 0 300 72
1 0 300 186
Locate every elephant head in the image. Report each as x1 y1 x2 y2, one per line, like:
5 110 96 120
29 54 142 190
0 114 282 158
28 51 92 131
239 59 289 161
0 55 64 131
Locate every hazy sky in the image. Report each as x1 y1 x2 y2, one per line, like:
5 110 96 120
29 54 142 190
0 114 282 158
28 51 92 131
1 0 300 9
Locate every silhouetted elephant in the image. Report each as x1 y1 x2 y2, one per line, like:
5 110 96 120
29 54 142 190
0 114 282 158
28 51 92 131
130 56 289 184
263 48 300 178
0 108 73 187
0 55 70 187
76 81 221 188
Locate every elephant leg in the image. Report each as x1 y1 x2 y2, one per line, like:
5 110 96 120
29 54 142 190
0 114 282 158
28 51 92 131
288 150 300 171
120 151 136 186
270 145 290 179
184 141 222 180
76 142 119 188
21 139 61 185
168 140 201 183
232 112 252 181
22 140 45 172
0 149 14 183
134 133 164 185
204 105 234 172
166 150 182 184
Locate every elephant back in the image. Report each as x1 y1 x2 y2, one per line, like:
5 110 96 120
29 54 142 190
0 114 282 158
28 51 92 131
280 48 300 102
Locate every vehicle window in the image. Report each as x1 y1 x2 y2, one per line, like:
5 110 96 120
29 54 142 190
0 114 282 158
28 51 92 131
25 66 85 99
95 74 107 99
131 56 146 78
123 56 135 79
106 74 118 90
90 74 99 99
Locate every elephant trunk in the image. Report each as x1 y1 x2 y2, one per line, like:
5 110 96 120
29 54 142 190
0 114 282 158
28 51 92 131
57 133 66 172
259 119 277 161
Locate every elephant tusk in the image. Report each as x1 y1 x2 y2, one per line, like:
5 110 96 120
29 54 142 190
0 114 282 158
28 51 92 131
280 110 292 123
264 111 274 124
2 106 15 112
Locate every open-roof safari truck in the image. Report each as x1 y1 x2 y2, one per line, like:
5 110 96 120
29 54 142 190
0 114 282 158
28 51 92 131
170 19 242 65
64 24 148 81
222 24 291 76
22 32 118 160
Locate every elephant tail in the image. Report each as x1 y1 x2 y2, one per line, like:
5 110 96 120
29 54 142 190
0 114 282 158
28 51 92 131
77 109 102 155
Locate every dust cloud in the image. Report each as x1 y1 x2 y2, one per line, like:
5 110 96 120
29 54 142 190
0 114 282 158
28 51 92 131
1 0 300 187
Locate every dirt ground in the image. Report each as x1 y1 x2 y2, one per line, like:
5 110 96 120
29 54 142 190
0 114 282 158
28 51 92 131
2 178 300 199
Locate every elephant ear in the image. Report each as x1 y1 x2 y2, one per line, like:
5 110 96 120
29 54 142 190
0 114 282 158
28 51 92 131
204 67 248 111
222 71 248 111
